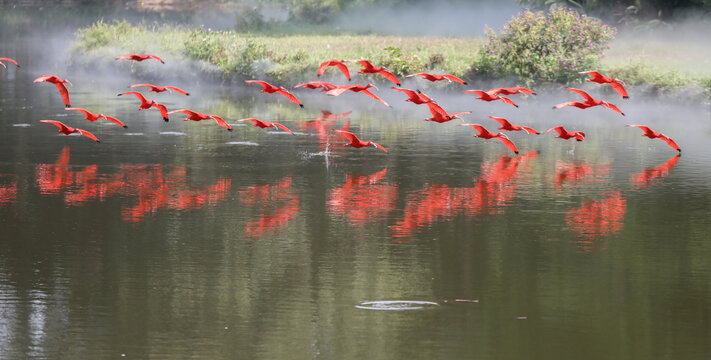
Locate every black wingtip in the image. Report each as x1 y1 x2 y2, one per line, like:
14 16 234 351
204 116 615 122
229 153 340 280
186 93 190 96
299 104 304 108
552 106 557 110
123 125 128 128
514 105 519 108
532 92 537 95
163 117 169 122
463 82 468 85
65 105 71 108
227 128 233 132
623 96 629 99
514 151 519 154
621 113 625 116
396 83 401 86
96 140 101 143
117 93 123 96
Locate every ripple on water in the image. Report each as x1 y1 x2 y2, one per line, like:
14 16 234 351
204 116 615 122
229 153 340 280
355 300 440 311
226 141 259 146
12 123 31 127
124 133 144 136
159 131 187 136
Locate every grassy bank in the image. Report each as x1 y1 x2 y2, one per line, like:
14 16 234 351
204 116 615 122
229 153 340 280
71 20 711 96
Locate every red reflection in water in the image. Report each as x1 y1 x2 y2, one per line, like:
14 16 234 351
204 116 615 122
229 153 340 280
630 154 680 188
552 160 610 188
0 177 17 205
391 151 539 238
34 146 232 222
239 177 300 238
327 168 397 224
565 190 626 249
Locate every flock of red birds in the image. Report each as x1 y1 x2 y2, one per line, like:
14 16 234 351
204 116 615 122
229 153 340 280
0 54 681 155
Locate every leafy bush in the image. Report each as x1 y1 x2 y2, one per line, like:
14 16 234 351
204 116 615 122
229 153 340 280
290 0 340 24
379 46 425 76
474 7 616 85
74 19 143 52
184 28 267 77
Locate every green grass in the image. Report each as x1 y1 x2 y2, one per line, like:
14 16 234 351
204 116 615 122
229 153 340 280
72 20 711 96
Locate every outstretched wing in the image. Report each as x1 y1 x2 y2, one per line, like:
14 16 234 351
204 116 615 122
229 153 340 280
625 124 655 136
101 114 128 128
360 89 391 107
497 95 518 107
326 85 353 96
119 91 149 104
76 128 101 143
574 131 586 141
129 83 158 91
659 135 681 152
464 89 487 97
276 89 304 107
579 70 605 81
164 86 190 95
371 141 388 153
426 102 448 117
543 126 564 135
601 100 625 115
442 74 467 84
209 115 232 131
55 82 71 107
489 116 512 128
391 87 418 97
496 135 519 154
317 60 332 76
566 87 594 102
334 62 351 80
147 54 165 63
151 102 170 121
40 119 70 132
520 125 539 134
376 69 400 86
66 107 93 119
405 72 429 79
552 101 582 109
115 54 133 60
334 129 360 144
610 82 629 99
460 123 488 136
245 80 271 90
0 57 19 67
272 122 294 135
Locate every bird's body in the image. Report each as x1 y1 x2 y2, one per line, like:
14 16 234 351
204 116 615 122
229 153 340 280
34 74 72 107
115 53 165 63
544 126 586 141
294 81 338 92
118 91 169 121
327 83 390 107
489 86 536 96
40 120 100 142
129 83 189 95
579 70 629 98
489 116 538 134
0 57 20 68
460 123 519 154
464 89 518 107
391 87 434 105
553 88 624 115
66 107 127 128
425 102 470 123
334 130 387 152
626 124 680 152
246 80 304 107
317 59 351 80
351 59 400 86
237 118 293 134
405 72 467 85
168 108 231 130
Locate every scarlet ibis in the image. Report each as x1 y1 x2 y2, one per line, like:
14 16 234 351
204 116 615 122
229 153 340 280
460 123 519 154
489 116 539 134
327 83 390 107
544 126 586 141
245 80 303 107
626 124 680 152
464 89 518 107
350 59 400 86
405 72 467 85
129 83 189 95
334 130 388 152
0 57 20 68
317 59 351 81
489 86 536 95
115 53 165 63
391 87 434 105
40 120 100 142
425 102 470 123
168 108 232 131
294 81 338 92
237 118 294 134
66 107 127 128
579 71 629 98
34 74 72 107
117 91 169 121
553 88 624 115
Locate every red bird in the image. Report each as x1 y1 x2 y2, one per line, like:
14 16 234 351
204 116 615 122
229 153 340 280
579 70 629 98
66 107 127 128
129 83 189 95
464 89 518 107
34 74 72 107
245 80 304 107
317 59 351 81
626 124 680 152
460 123 519 154
489 86 536 96
351 59 401 86
40 120 100 142
327 83 390 107
553 88 624 115
391 87 434 105
544 126 586 141
117 91 169 121
0 57 20 68
237 118 294 134
334 130 388 153
294 81 338 92
425 102 470 123
489 116 539 134
405 72 467 85
168 108 232 131
115 53 165 63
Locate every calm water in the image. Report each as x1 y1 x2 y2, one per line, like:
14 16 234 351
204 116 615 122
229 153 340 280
2 13 711 360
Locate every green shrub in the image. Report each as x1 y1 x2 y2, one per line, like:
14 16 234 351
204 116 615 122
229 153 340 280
74 19 141 52
474 7 616 85
290 0 340 24
379 46 425 76
184 28 267 77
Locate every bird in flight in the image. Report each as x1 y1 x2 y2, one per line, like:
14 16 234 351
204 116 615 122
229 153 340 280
294 81 338 92
626 124 680 152
115 53 165 63
129 83 189 95
237 118 294 134
552 88 624 115
0 57 20 68
117 91 170 121
405 72 467 85
464 89 518 107
488 116 539 134
246 80 304 107
350 59 400 86
391 87 434 105
40 120 100 142
579 70 629 98
34 74 72 107
168 108 232 131
543 126 586 141
488 86 536 96
66 107 127 128
460 123 519 154
334 130 388 152
425 102 470 123
327 83 391 107
317 59 351 81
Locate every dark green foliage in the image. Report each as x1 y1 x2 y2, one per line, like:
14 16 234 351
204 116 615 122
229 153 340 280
474 7 616 85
